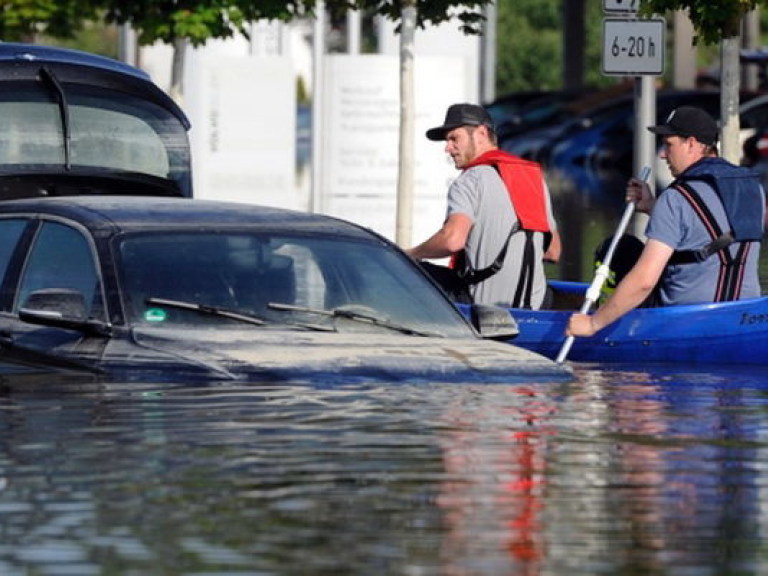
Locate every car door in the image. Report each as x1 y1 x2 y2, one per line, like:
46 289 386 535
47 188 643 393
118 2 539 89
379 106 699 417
1 219 109 372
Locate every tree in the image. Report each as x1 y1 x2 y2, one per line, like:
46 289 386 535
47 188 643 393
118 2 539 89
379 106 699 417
639 0 760 162
2 0 490 243
99 1 303 100
94 0 488 100
323 0 490 245
0 0 99 41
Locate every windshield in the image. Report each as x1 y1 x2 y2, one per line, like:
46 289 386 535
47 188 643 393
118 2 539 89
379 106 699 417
0 84 191 195
117 232 473 338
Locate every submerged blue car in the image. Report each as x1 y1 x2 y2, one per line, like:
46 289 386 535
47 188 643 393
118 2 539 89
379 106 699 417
0 44 569 383
0 196 568 383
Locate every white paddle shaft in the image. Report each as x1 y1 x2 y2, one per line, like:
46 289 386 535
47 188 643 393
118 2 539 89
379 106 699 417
555 166 651 364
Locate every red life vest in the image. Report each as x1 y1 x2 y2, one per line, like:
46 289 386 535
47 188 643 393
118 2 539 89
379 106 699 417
463 150 551 233
448 151 552 309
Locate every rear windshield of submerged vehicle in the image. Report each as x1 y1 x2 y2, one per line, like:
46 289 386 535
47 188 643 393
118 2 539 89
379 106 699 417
118 232 472 337
0 85 189 188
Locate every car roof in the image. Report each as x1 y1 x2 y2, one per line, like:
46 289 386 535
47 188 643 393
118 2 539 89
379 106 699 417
0 195 378 239
0 42 189 129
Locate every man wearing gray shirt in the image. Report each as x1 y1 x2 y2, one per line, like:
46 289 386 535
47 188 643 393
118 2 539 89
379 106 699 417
567 106 765 339
408 103 561 310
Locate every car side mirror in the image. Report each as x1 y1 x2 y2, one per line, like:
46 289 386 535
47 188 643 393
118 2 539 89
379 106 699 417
471 304 519 341
18 288 110 337
22 288 87 319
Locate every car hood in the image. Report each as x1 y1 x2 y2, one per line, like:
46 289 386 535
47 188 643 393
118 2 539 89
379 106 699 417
127 328 572 384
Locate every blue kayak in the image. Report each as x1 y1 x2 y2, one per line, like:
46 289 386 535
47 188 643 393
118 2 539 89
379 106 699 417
458 280 768 365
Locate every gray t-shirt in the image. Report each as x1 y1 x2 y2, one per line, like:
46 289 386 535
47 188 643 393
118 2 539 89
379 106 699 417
446 165 557 309
646 179 764 305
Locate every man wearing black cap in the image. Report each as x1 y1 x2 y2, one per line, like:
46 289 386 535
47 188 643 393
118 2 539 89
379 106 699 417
407 103 561 309
567 105 766 339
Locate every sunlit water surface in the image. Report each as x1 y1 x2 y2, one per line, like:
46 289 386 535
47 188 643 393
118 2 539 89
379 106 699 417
1 364 768 575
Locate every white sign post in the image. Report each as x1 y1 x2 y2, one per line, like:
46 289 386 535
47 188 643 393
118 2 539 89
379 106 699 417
602 18 665 76
602 4 664 236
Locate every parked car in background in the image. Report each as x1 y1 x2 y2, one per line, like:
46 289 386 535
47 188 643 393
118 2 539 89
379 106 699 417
0 196 568 383
494 84 768 193
498 83 635 163
546 90 731 191
485 89 552 134
0 42 192 199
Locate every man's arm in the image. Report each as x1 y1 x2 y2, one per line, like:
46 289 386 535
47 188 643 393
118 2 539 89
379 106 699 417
566 239 672 337
406 213 473 260
544 230 561 263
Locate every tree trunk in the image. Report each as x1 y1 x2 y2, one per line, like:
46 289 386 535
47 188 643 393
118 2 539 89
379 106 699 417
720 35 740 163
170 38 187 105
396 0 417 247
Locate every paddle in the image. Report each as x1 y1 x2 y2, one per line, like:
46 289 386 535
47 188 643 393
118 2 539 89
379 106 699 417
555 165 652 364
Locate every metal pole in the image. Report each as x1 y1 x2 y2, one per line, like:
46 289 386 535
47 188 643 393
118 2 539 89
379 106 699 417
311 0 326 214
742 9 760 92
633 76 656 179
396 2 417 247
480 3 497 104
118 26 138 66
347 9 361 54
631 75 656 237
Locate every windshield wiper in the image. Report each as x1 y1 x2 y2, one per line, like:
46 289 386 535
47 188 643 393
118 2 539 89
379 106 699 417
145 297 266 326
39 66 71 171
267 302 443 337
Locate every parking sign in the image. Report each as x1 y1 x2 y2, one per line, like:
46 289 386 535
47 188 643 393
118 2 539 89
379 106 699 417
602 18 665 76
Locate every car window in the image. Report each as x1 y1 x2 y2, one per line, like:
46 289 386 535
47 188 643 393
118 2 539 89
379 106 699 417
119 232 470 336
0 219 28 311
0 85 190 193
16 221 104 319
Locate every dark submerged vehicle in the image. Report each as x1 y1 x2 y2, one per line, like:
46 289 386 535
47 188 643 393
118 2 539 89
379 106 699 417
0 196 568 382
0 44 568 383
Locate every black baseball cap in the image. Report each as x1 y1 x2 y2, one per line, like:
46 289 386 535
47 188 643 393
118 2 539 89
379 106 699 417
426 103 495 141
648 106 719 146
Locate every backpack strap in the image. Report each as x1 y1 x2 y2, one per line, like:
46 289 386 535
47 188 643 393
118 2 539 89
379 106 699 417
511 230 536 309
668 182 751 302
459 221 520 285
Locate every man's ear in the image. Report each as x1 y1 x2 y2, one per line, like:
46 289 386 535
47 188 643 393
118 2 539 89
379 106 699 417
476 124 492 141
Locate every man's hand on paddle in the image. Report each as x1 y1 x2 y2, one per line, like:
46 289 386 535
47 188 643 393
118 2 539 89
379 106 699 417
626 177 654 213
566 313 599 337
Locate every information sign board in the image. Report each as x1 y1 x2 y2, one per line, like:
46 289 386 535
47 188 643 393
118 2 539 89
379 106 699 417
602 18 665 76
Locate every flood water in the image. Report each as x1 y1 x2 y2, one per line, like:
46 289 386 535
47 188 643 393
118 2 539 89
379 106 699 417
2 170 768 575
2 365 768 575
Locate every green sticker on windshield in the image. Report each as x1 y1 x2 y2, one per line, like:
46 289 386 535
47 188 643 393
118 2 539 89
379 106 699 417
144 308 168 322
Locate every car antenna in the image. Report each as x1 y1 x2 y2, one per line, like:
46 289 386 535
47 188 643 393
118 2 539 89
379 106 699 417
39 66 71 171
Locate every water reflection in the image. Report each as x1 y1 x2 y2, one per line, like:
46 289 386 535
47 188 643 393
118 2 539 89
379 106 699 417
438 384 557 575
551 365 768 574
1 366 767 574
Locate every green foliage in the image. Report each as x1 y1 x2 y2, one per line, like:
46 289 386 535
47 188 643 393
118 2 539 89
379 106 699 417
98 0 490 46
639 0 759 43
495 0 616 94
496 0 561 91
38 21 119 59
0 0 99 40
100 1 295 46
360 0 489 34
